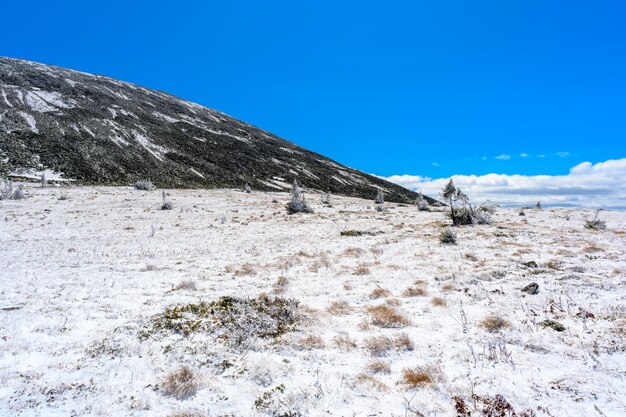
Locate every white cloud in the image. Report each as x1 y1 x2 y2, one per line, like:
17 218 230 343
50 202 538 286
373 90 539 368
520 153 529 158
556 151 570 158
431 162 440 167
379 158 626 209
494 154 511 160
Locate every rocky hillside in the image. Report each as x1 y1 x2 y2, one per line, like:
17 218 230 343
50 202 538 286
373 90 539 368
0 57 430 203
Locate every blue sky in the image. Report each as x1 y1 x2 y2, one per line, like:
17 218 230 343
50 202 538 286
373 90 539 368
2 1 626 206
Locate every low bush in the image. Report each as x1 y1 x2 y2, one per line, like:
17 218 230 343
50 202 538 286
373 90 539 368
134 179 154 191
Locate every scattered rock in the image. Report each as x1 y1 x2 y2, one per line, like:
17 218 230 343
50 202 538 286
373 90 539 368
521 282 539 295
522 261 538 268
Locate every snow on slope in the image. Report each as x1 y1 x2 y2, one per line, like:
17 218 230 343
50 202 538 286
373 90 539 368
1 186 625 416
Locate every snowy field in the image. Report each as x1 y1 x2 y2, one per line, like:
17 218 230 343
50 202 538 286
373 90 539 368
1 185 625 416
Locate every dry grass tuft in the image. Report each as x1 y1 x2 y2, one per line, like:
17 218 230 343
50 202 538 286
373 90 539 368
364 335 392 356
354 373 390 393
332 333 358 351
171 280 197 292
402 285 427 297
162 366 198 399
441 283 456 292
170 411 209 417
370 287 392 299
366 359 391 374
226 263 257 276
370 247 384 256
272 276 289 294
367 305 411 328
431 296 447 307
353 264 371 275
327 301 354 315
141 264 159 272
386 298 402 306
392 332 414 351
343 247 365 258
479 315 511 332
399 366 437 388
295 334 325 350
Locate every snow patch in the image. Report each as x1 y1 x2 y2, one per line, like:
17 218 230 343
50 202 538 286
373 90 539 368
18 111 38 133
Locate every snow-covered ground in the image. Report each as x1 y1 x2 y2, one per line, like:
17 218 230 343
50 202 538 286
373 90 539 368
1 186 625 416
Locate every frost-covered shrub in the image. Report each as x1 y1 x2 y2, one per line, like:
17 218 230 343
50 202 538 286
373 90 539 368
160 190 173 210
286 179 312 214
134 179 154 191
0 179 25 200
40 173 47 188
584 211 606 230
439 227 457 245
375 189 384 205
243 183 252 193
441 179 494 225
416 192 429 211
320 191 331 206
375 204 386 212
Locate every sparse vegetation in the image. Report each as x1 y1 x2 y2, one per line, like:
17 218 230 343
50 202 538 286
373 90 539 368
162 366 198 399
142 295 301 346
286 179 313 214
161 190 173 210
584 211 607 230
366 304 411 328
442 179 494 225
439 227 458 244
0 179 25 200
399 366 437 388
370 287 392 299
479 315 511 332
134 179 154 191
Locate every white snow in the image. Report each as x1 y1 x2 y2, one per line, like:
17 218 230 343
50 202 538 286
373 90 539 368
1 188 624 416
133 131 167 161
1 89 11 107
18 111 38 133
189 168 205 178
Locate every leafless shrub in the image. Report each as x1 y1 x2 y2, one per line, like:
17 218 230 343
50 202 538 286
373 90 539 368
479 315 511 333
367 305 411 328
162 366 198 399
243 183 252 193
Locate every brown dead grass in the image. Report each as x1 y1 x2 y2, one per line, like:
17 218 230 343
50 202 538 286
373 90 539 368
367 305 411 328
343 247 365 257
327 301 354 315
332 334 357 351
402 285 427 297
354 373 390 393
353 265 371 275
226 263 257 276
162 366 198 399
295 334 325 350
391 332 414 351
431 297 447 307
366 359 391 374
479 315 511 332
370 287 392 299
399 366 436 388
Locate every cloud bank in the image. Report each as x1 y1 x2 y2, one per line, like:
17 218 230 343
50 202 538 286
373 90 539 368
380 158 626 209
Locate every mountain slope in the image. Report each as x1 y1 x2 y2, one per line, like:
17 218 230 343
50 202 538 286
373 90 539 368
0 57 429 203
